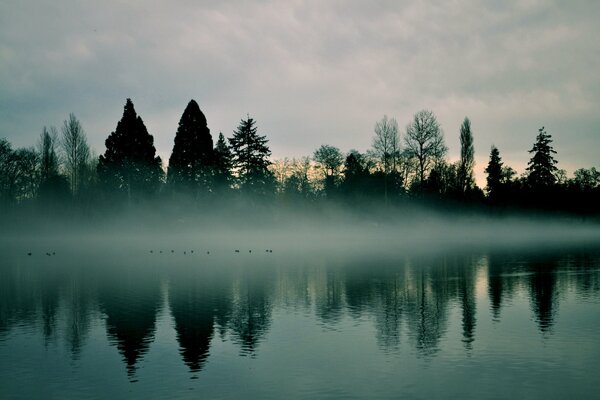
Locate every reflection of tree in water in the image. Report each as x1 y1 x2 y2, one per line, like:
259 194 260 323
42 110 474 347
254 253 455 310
314 268 344 324
0 264 38 337
372 271 405 350
487 253 520 321
99 270 161 379
343 262 406 350
455 255 478 350
403 258 452 357
527 258 559 333
62 271 95 359
229 268 273 355
169 268 232 372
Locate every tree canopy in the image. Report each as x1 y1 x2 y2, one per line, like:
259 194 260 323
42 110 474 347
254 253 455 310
97 99 163 200
167 100 214 194
229 116 274 195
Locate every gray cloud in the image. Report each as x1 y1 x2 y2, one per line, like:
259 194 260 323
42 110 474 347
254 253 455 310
1 0 599 184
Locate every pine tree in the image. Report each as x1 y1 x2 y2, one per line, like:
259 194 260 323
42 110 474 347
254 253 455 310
485 145 503 200
167 100 214 194
526 127 558 189
213 132 233 192
98 99 163 200
229 116 274 195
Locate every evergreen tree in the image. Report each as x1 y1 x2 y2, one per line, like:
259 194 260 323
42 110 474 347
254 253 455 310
97 99 163 200
485 146 503 201
213 132 234 192
458 117 475 194
229 116 274 195
526 127 558 189
167 100 214 194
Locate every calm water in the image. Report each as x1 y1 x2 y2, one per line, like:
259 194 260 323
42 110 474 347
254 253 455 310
1 242 600 399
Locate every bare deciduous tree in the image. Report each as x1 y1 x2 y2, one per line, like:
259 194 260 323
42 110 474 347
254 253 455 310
372 115 400 174
404 110 447 187
372 115 400 201
61 113 90 195
38 126 60 183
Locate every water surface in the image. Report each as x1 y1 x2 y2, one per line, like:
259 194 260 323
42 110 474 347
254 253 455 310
1 243 599 399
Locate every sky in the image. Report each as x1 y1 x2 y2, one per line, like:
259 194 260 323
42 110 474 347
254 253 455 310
1 0 599 185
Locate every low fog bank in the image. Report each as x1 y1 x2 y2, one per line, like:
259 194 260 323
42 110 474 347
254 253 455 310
1 200 599 259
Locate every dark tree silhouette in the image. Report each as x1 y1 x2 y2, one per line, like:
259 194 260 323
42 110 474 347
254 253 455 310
485 146 503 202
229 116 274 195
167 100 214 195
61 114 90 195
6 148 39 202
372 115 400 201
37 127 69 200
38 127 59 184
313 144 343 197
457 117 475 194
97 99 163 201
213 132 234 193
341 150 372 197
526 127 558 189
404 110 447 188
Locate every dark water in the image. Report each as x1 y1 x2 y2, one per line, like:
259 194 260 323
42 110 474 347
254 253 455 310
1 244 600 399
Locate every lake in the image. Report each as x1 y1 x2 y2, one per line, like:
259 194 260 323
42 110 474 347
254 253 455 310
1 239 599 399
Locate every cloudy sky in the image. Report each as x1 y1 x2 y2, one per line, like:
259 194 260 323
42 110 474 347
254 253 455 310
1 0 599 184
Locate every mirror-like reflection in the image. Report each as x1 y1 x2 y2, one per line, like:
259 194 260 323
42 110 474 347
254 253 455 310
1 246 599 398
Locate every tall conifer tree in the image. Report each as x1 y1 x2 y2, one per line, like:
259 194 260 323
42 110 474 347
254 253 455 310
213 132 233 192
98 99 163 199
526 127 558 189
485 145 503 201
229 116 273 195
168 100 214 194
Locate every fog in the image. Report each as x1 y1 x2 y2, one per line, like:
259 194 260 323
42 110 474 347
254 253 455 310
2 200 599 262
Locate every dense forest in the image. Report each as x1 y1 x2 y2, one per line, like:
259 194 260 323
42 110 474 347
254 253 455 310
1 98 599 224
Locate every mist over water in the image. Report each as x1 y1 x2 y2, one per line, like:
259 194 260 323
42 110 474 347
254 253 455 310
1 206 600 399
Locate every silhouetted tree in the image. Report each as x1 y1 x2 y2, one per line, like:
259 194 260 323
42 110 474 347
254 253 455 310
281 157 313 200
229 116 274 196
372 115 400 200
341 150 372 197
213 132 234 193
37 127 69 200
404 110 447 189
38 127 60 183
457 117 475 194
313 144 343 196
485 146 503 202
167 100 214 196
97 99 163 201
61 114 90 196
526 127 558 190
2 147 40 202
0 139 12 204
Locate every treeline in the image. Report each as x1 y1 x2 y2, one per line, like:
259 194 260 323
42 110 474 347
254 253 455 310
1 99 599 217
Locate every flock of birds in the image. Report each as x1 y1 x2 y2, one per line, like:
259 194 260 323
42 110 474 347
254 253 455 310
149 249 274 255
27 249 274 256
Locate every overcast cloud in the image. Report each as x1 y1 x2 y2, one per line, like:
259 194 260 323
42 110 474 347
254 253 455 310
1 0 599 183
